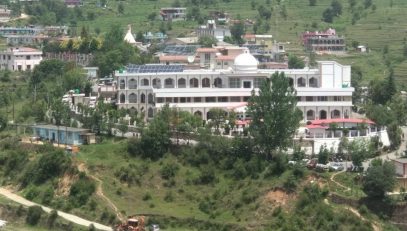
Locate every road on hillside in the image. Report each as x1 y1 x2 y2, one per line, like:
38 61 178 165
0 188 112 231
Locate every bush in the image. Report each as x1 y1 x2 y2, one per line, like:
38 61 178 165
26 206 43 225
195 166 216 184
160 162 179 180
47 210 58 228
164 191 174 202
69 173 96 207
143 192 152 201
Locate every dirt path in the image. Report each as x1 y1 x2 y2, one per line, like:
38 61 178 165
77 163 125 222
0 188 112 231
330 171 350 191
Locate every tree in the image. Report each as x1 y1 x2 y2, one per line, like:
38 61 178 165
0 113 6 132
288 55 305 69
318 145 330 164
118 2 124 14
117 119 129 137
363 160 396 199
198 36 218 48
322 8 334 23
230 20 245 44
387 122 402 149
26 206 43 225
348 140 369 167
207 108 226 134
247 72 302 159
331 0 343 16
309 0 316 6
47 210 58 228
389 94 407 125
364 0 372 9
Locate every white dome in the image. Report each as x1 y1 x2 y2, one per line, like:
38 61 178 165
234 51 258 72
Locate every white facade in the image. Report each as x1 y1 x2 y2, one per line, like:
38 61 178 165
0 47 42 71
115 52 354 122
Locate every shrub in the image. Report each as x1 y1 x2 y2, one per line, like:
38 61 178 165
26 206 43 225
69 173 96 207
47 210 58 228
195 166 216 184
164 191 174 202
143 192 152 201
160 162 179 180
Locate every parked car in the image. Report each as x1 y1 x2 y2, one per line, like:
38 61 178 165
347 165 364 172
150 224 160 231
315 163 329 172
329 162 344 171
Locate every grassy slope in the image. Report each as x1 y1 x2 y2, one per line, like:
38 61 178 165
75 0 407 86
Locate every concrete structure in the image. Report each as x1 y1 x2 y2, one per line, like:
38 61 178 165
0 6 11 22
0 47 42 71
116 51 354 123
83 67 98 79
196 20 231 42
302 28 345 54
299 118 390 153
32 125 94 145
160 8 186 21
4 34 48 46
394 159 407 178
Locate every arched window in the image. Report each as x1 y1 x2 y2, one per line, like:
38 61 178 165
140 93 146 103
331 109 341 119
128 93 137 103
194 111 202 119
319 110 327 120
141 78 149 86
153 78 161 88
288 78 294 87
164 78 174 88
128 79 137 89
148 93 154 104
344 109 349 119
190 78 198 88
119 79 125 89
306 110 315 120
309 77 318 88
297 77 306 87
214 78 222 88
119 93 125 103
202 78 210 88
148 108 154 118
178 78 186 88
129 107 137 115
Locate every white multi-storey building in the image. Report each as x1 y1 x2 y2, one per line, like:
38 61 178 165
0 47 42 71
115 51 353 122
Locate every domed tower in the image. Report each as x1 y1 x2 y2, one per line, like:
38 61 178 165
233 50 259 73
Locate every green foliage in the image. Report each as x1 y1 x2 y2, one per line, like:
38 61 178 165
348 140 370 167
288 55 305 69
26 205 43 225
198 36 218 48
69 173 96 207
160 162 179 181
363 161 396 199
0 113 7 132
47 210 58 228
309 0 316 6
248 72 302 158
317 145 330 164
22 149 72 186
230 20 245 44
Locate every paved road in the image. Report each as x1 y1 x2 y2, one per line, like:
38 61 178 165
0 188 113 231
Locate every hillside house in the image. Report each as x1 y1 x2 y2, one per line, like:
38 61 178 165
0 47 42 71
302 28 345 53
160 8 186 21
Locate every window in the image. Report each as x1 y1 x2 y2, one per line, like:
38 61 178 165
205 97 216 102
305 96 314 102
243 96 250 102
331 110 341 119
254 78 264 88
140 93 146 103
230 96 241 102
148 93 154 104
317 96 328 101
243 81 252 88
306 110 315 120
119 94 125 103
296 96 301 102
229 77 241 88
157 97 164 103
224 62 228 65
190 78 199 88
333 96 342 101
129 93 137 103
27 65 31 70
214 78 222 88
309 77 318 87
297 77 306 87
26 55 30 60
164 78 174 88
174 98 178 103
180 97 186 103
165 97 172 103
128 79 137 89
141 78 149 86
178 78 186 88
204 53 210 63
218 97 228 102
202 78 210 88
153 79 161 88
194 97 201 102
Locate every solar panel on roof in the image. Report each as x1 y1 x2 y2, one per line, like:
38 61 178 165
125 64 184 73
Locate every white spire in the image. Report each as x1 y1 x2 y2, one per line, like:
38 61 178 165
124 24 136 44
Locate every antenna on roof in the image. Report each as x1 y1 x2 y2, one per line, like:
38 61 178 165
187 56 195 63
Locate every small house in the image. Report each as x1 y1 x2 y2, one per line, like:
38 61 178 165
393 159 407 178
32 125 95 145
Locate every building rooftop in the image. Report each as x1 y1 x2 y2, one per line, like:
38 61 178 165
124 64 185 73
32 124 90 133
394 159 407 164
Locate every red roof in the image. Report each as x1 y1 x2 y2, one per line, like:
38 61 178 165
159 55 189 61
310 118 375 125
216 55 235 61
306 125 328 129
196 48 218 53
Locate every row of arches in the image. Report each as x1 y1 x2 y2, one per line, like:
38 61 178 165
306 109 346 120
119 93 154 104
119 77 224 89
288 77 318 88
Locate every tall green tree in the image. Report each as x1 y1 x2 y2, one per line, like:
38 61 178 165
288 55 305 69
363 160 396 199
247 72 302 159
